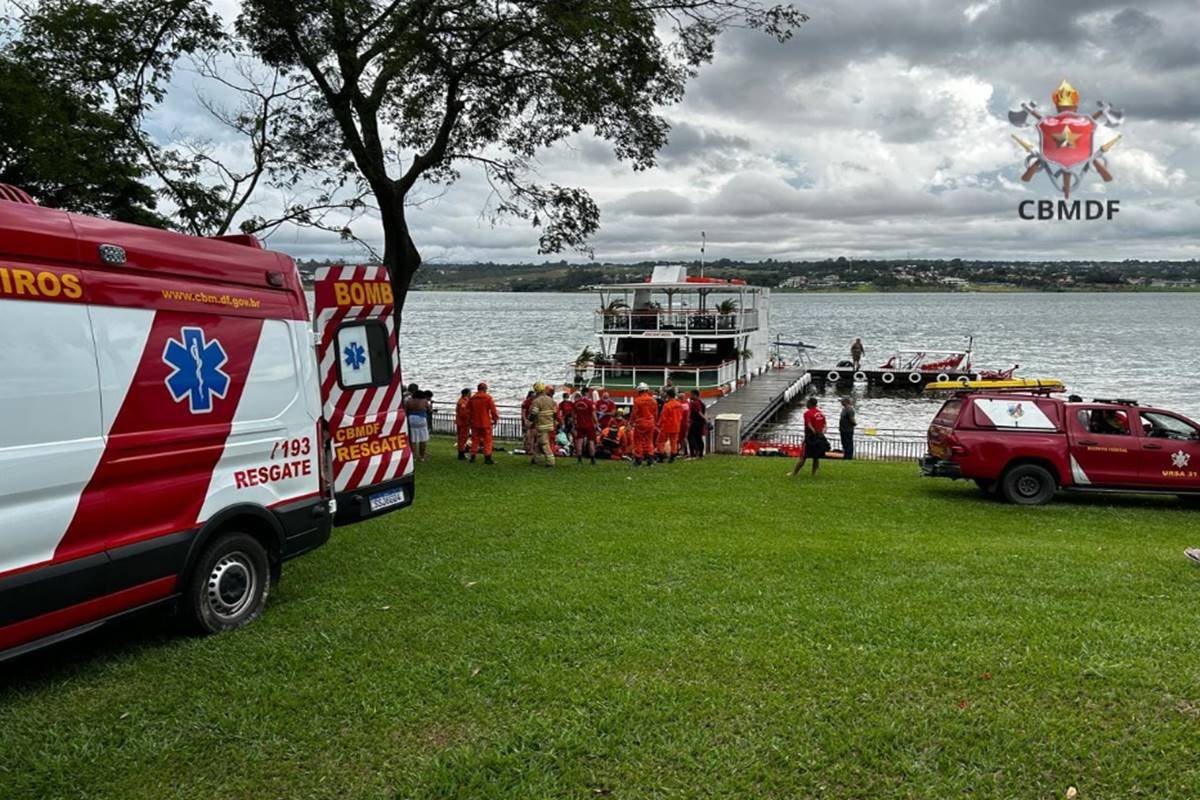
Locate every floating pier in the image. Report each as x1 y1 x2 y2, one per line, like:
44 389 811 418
706 366 812 442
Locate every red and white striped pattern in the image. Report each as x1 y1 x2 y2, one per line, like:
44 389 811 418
313 266 412 493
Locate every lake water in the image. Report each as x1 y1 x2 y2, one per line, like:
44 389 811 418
373 291 1200 433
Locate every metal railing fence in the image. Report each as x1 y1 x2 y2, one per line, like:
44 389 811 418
429 404 929 461
748 428 928 462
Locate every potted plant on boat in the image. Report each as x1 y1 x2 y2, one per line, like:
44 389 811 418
717 299 739 330
572 346 596 385
738 347 754 379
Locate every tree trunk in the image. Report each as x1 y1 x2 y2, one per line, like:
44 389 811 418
379 192 421 333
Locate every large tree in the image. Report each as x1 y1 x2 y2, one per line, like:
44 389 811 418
0 52 166 225
14 0 366 238
236 0 806 319
14 0 805 318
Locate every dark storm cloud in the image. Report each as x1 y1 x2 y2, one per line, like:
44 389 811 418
659 121 752 168
150 0 1200 263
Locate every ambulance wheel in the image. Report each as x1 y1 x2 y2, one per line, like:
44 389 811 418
1000 464 1055 506
184 533 270 634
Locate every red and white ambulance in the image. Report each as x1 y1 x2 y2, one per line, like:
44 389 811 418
0 185 414 660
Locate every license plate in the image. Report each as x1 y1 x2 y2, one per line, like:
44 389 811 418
368 487 406 512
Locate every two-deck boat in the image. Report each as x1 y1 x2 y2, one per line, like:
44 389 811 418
569 265 770 398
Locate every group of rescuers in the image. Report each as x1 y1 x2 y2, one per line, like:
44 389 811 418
453 381 710 467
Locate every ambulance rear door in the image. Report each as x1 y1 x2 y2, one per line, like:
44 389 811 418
313 266 413 524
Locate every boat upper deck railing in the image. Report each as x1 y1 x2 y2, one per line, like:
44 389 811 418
568 359 740 390
596 308 759 335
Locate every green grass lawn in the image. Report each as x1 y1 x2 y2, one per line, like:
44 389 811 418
4 443 1200 799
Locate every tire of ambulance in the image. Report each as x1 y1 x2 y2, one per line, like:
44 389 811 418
183 533 270 635
1000 464 1056 506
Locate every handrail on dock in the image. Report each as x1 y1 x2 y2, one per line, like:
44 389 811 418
704 366 813 441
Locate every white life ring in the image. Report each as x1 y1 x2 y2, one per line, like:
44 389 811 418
936 372 950 383
881 372 895 385
853 371 867 382
957 375 972 386
908 372 922 384
827 370 841 382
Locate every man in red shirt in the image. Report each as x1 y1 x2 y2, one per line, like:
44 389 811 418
789 396 829 477
595 390 616 428
455 388 472 460
558 391 575 439
687 389 707 458
467 382 500 464
572 391 599 465
630 383 659 467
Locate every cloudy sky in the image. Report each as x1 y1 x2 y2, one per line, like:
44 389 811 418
164 0 1200 264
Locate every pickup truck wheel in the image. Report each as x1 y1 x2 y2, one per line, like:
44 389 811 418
183 532 270 635
1001 464 1056 506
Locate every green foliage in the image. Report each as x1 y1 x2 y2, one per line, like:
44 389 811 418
716 298 739 314
574 346 596 367
0 53 166 225
14 0 228 233
3 452 1200 798
12 0 355 238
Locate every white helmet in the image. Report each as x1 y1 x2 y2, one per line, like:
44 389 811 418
636 382 649 391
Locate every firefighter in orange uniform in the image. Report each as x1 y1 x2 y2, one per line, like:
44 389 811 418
631 383 660 467
467 381 499 464
658 388 686 463
599 409 632 460
455 387 472 460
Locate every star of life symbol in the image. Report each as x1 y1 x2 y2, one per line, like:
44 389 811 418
163 326 231 414
1008 79 1124 199
1172 450 1191 469
344 341 367 371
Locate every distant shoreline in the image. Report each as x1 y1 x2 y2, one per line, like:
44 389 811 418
395 285 1200 294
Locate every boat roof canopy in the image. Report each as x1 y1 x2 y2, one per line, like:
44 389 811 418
589 265 763 291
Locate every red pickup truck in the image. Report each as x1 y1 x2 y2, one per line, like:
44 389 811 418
920 392 1200 505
